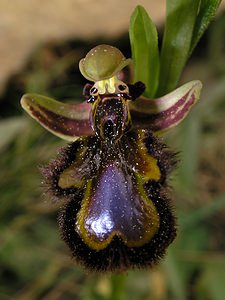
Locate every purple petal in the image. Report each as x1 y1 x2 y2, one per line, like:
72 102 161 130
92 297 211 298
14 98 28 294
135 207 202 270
21 94 93 140
129 80 202 133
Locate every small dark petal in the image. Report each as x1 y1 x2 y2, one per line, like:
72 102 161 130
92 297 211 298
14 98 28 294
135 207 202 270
83 83 93 98
128 81 146 100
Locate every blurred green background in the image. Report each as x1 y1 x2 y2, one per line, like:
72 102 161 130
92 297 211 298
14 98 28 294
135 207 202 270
1 2 225 300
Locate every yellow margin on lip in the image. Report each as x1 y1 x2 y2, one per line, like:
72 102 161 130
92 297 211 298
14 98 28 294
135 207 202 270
133 130 161 182
58 146 87 189
75 174 160 251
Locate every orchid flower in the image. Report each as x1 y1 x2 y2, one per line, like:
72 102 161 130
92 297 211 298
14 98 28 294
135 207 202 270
21 44 202 272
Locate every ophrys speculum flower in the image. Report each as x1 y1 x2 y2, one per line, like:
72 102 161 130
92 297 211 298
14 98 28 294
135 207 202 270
21 44 202 272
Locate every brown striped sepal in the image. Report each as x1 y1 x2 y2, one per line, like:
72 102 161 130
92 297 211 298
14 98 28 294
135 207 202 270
129 80 202 134
20 94 93 141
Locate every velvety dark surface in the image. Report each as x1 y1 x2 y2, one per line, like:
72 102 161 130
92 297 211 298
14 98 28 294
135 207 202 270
43 129 177 271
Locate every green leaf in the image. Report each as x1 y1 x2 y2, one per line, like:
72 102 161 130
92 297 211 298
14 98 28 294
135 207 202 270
190 0 222 55
129 5 160 98
157 0 201 96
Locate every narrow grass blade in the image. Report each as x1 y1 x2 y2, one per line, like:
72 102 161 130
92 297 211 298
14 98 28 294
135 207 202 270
190 0 222 55
157 0 200 96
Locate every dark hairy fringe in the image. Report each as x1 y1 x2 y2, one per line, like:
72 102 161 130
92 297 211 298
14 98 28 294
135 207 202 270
143 131 179 183
40 141 81 201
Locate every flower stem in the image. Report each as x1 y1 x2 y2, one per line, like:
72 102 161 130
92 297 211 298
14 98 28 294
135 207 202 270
110 273 126 300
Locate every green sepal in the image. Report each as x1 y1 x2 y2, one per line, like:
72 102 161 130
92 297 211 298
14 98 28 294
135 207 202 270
21 93 93 141
129 80 202 133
